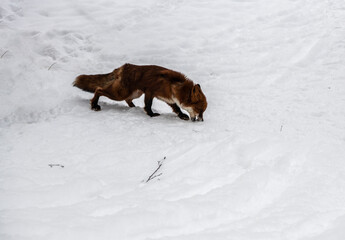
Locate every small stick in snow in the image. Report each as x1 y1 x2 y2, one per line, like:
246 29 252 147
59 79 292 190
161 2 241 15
1 50 9 59
280 125 283 132
48 62 56 71
49 164 64 168
146 157 166 183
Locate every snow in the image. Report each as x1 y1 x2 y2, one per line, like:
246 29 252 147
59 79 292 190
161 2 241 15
1 0 345 239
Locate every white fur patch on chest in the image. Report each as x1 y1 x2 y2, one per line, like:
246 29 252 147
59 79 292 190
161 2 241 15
172 97 181 107
157 96 175 104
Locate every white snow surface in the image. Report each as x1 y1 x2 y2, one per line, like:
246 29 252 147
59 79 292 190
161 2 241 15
1 0 345 239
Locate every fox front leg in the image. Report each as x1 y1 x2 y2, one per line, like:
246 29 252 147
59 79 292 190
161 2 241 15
169 103 189 120
144 94 160 117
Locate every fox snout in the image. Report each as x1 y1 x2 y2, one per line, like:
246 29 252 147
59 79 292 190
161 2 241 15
186 108 205 122
191 113 204 122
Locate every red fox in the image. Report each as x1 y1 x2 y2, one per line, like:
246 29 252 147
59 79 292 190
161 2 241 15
73 63 207 121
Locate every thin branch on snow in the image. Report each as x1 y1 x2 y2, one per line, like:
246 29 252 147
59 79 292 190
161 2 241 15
48 62 56 70
146 157 166 183
49 164 64 168
1 50 9 59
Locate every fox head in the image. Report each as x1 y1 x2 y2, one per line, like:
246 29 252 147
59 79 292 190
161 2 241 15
184 84 207 121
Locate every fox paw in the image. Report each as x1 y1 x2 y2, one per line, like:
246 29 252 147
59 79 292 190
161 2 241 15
147 113 160 117
91 104 101 111
178 113 190 121
150 113 160 117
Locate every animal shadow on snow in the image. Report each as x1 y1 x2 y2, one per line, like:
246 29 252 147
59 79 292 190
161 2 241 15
74 97 183 122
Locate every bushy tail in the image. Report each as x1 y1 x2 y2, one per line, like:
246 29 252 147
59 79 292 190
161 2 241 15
73 73 113 93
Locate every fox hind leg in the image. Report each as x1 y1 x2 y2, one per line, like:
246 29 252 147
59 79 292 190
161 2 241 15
125 90 143 108
91 87 103 111
126 100 135 108
90 82 132 111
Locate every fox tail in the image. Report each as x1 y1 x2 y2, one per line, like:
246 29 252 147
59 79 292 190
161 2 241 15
73 73 113 93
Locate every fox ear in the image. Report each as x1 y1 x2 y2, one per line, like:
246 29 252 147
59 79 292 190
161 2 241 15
192 84 202 101
193 84 201 94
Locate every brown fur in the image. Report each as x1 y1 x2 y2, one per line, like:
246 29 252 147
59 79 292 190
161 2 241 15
73 63 207 121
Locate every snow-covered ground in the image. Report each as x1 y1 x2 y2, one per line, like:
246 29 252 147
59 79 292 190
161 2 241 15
1 0 345 239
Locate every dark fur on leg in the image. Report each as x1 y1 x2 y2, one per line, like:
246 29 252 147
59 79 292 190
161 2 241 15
144 94 160 117
169 103 189 120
